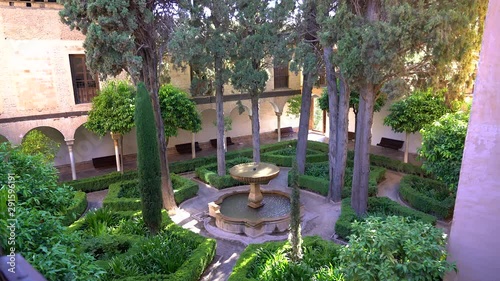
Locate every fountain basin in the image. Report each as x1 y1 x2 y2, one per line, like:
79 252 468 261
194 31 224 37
208 190 302 237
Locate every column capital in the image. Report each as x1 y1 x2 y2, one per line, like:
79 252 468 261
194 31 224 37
65 139 75 146
110 132 122 140
275 111 282 117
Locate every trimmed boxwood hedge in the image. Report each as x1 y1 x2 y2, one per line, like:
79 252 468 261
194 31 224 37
369 154 430 177
68 170 138 193
195 157 252 189
261 147 327 167
399 175 455 219
69 210 216 281
289 163 386 198
228 236 341 281
335 197 437 240
103 174 199 211
61 191 87 226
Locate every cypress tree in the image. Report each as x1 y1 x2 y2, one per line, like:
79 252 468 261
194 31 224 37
135 83 163 234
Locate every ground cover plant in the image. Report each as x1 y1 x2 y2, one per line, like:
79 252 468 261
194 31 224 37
335 197 436 240
103 174 199 211
229 236 343 281
69 209 216 281
399 175 455 219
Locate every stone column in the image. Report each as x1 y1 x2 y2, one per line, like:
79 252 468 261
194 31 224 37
445 2 500 280
191 132 196 159
276 112 282 142
65 139 77 180
110 132 121 172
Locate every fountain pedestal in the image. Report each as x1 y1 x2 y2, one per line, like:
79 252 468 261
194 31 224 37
248 183 264 208
229 162 280 209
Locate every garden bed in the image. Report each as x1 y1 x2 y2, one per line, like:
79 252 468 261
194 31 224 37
195 157 252 189
288 161 386 198
103 174 199 211
399 175 455 219
229 236 341 281
261 146 327 167
335 197 437 240
69 210 216 281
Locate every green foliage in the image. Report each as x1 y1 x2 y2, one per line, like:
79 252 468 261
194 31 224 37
369 154 430 177
384 89 450 134
285 95 302 117
195 157 253 189
0 143 104 280
67 170 138 192
213 116 233 132
338 216 455 281
419 110 470 191
20 129 60 163
400 175 455 219
261 147 327 167
335 197 437 240
159 84 202 138
229 236 343 281
62 191 88 226
104 174 198 211
85 80 136 136
135 83 163 234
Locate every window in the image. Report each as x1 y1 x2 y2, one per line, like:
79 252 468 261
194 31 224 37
69 55 99 104
317 67 326 87
274 64 289 89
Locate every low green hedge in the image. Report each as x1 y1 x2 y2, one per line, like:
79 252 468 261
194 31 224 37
68 170 138 193
369 154 430 177
229 236 341 281
261 147 327 167
291 164 386 198
195 157 252 189
335 197 437 240
103 174 199 211
399 175 455 219
61 191 87 226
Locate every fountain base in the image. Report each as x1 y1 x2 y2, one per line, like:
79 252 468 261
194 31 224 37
208 190 302 238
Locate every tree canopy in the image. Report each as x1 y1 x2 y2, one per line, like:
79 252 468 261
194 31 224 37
158 84 202 140
384 89 450 134
85 80 136 136
419 109 470 191
21 130 60 163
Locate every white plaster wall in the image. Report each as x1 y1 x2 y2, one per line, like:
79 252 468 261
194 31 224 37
228 107 252 138
72 127 115 163
371 103 422 154
259 102 278 133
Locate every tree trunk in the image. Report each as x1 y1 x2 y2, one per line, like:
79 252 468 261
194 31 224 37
120 134 124 173
351 82 375 216
139 48 177 211
251 94 261 163
215 56 226 176
296 72 314 174
334 75 351 202
324 46 340 202
404 132 409 163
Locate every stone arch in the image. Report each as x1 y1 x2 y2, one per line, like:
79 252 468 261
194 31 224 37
228 106 251 138
22 126 68 166
265 100 280 113
73 124 114 163
197 108 217 143
259 101 279 133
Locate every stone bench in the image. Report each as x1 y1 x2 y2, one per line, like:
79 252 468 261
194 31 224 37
274 126 295 137
209 137 235 148
175 142 202 154
92 155 116 169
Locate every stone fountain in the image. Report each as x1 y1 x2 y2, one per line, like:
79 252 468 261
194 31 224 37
208 162 295 237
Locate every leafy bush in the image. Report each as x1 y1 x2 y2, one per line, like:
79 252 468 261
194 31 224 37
0 143 104 280
369 154 430 177
399 175 455 219
229 236 343 281
335 197 437 240
338 216 455 281
68 170 138 192
20 129 61 163
262 146 327 167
